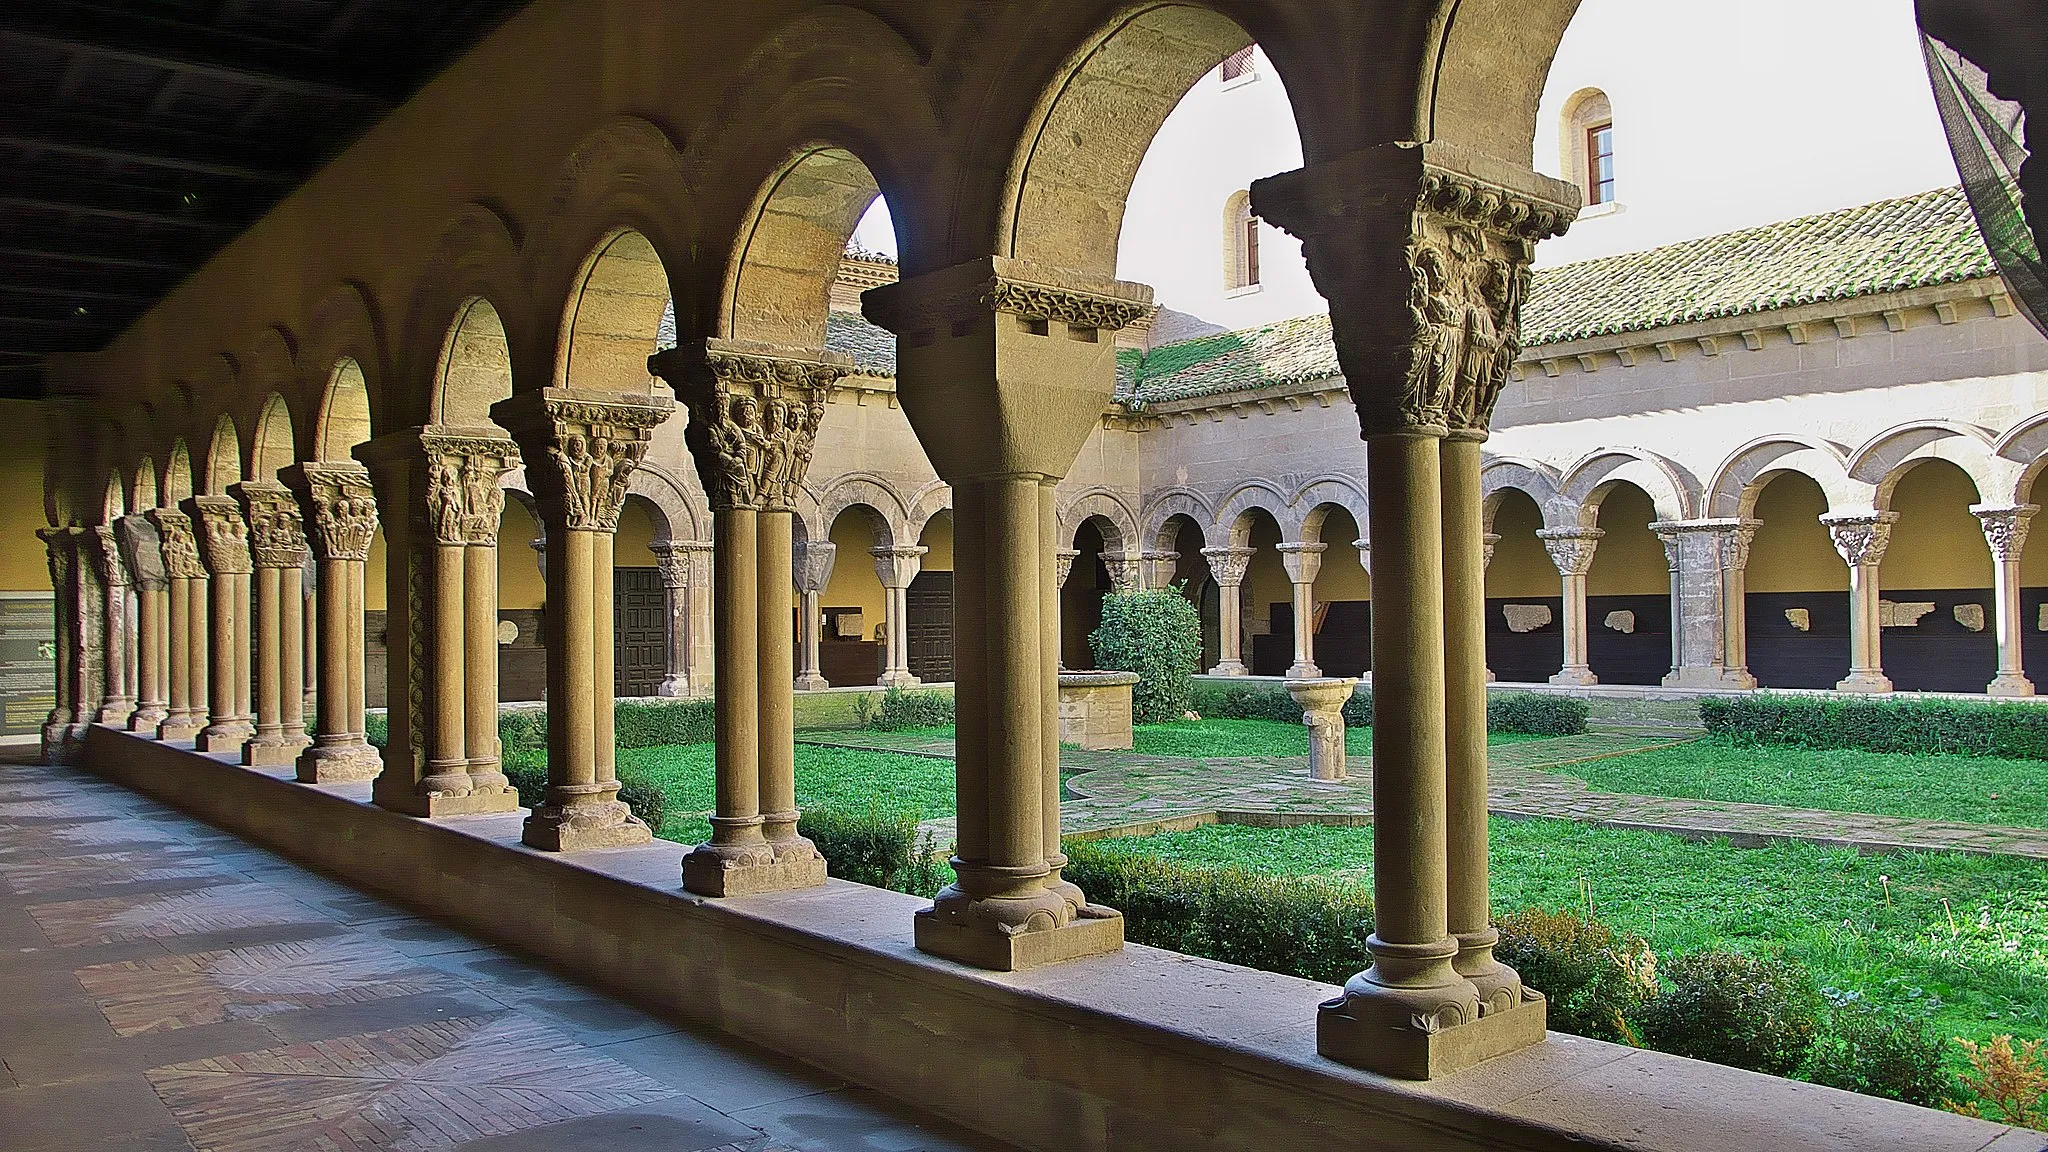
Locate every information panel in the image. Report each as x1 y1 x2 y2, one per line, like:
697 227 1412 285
0 592 55 738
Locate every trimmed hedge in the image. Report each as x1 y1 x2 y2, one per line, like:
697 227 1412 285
1090 587 1205 723
615 698 715 748
1495 908 1654 1043
795 806 951 897
1638 949 1824 1077
854 686 955 731
1700 693 2048 760
1188 682 1372 726
1488 692 1588 736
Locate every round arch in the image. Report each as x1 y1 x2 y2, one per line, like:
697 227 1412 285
131 457 158 512
1558 448 1692 528
816 473 909 549
1141 486 1216 553
1706 436 1861 519
314 360 375 463
163 440 194 506
1058 488 1139 556
1288 474 1371 545
250 394 296 480
204 415 241 495
1211 480 1291 549
1480 456 1563 529
1850 422 2013 511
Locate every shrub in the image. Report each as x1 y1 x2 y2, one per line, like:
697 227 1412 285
798 805 919 889
1062 839 1373 985
1805 999 1948 1107
1188 682 1303 723
1637 949 1823 1077
502 756 548 810
614 698 715 748
498 708 547 758
1945 1035 2048 1130
615 776 668 834
1090 587 1205 724
1700 693 2048 760
1488 692 1588 736
365 712 388 749
858 686 954 731
1495 908 1655 1043
902 830 952 899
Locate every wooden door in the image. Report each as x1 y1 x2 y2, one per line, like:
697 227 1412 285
906 571 954 682
614 566 666 698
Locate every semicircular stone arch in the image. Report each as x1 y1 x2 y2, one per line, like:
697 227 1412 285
1211 480 1291 549
1058 488 1139 556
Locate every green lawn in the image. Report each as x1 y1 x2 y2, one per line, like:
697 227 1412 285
1085 819 2048 1051
1130 717 1549 759
620 743 955 845
1547 736 2048 828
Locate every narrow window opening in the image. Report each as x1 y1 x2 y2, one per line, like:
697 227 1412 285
1587 122 1615 206
1220 46 1254 84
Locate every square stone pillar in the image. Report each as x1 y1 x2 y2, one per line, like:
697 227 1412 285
1973 503 2037 697
356 427 521 817
1823 511 1899 693
1538 528 1603 687
1651 519 1760 690
86 525 135 726
184 495 255 754
650 540 712 697
115 515 170 732
792 538 836 691
1257 140 1575 1078
1276 541 1326 679
284 463 384 782
864 255 1147 970
495 389 676 851
235 482 314 767
654 340 847 895
871 545 928 687
1201 546 1256 676
145 508 207 742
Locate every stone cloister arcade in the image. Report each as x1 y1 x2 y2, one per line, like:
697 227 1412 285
33 2 2039 1142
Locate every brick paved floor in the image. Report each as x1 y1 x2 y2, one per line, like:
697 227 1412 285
802 730 2048 860
0 761 1015 1152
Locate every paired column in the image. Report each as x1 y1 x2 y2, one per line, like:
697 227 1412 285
146 508 208 741
1201 546 1256 676
235 482 313 767
1648 519 1759 689
1974 504 2037 697
655 339 845 895
495 389 675 851
184 496 255 754
37 528 82 760
649 541 711 697
86 526 135 726
1276 541 1326 678
1258 140 1575 1077
865 255 1148 969
115 516 169 732
283 463 383 782
1538 528 1602 686
1823 511 1898 693
792 538 836 691
871 545 927 687
356 427 521 816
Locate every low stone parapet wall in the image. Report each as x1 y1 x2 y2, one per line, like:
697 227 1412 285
1059 671 1139 750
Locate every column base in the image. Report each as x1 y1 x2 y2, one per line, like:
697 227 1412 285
128 705 168 732
196 721 255 753
296 741 384 783
1836 671 1894 694
1318 988 1548 1081
1548 667 1598 687
373 781 520 818
877 671 921 689
683 841 825 896
656 677 690 698
914 903 1124 972
243 735 311 768
1988 674 2036 698
156 717 204 742
1284 662 1322 680
97 699 136 726
522 803 653 852
1663 666 1757 690
794 673 830 692
1207 661 1250 678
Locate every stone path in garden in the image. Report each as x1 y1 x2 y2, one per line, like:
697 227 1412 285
799 730 2048 861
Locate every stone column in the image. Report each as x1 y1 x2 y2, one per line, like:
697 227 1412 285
1053 547 1080 671
355 428 521 817
872 545 928 687
146 508 206 741
115 515 169 732
792 538 836 691
865 255 1146 970
1140 549 1180 590
1823 511 1899 694
1287 677 1355 781
1201 546 1256 676
1258 140 1574 1077
649 540 710 697
656 340 844 895
235 482 313 767
284 463 383 782
1480 532 1501 682
1646 519 1759 689
37 528 79 761
1275 541 1326 678
87 525 135 726
302 554 319 718
495 390 675 851
185 495 254 754
1974 503 2037 697
1538 528 1603 687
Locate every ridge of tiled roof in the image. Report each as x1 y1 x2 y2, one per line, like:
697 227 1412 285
824 310 898 376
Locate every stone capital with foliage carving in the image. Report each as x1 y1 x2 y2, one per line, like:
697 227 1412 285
494 389 674 533
233 481 309 570
1537 527 1604 577
145 508 206 580
184 495 253 577
1973 504 2038 562
1201 545 1257 587
861 257 1153 346
284 463 379 563
650 341 845 513
1821 511 1899 568
86 525 129 589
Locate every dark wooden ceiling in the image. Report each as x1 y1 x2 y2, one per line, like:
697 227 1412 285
0 0 532 399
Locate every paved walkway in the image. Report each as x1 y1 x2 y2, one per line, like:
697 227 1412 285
0 762 1012 1152
801 731 2048 860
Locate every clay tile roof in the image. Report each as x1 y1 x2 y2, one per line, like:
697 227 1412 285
824 311 899 376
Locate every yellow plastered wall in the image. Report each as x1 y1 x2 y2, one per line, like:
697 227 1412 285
1587 485 1669 597
615 498 660 567
0 401 48 592
2023 471 2048 585
1747 473 1847 593
1881 460 1991 590
1312 507 1371 601
365 527 387 611
1486 491 1556 598
498 500 547 610
918 511 954 571
825 511 885 634
1244 515 1289 633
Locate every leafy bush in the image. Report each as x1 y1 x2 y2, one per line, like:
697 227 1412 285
503 756 547 810
854 687 954 731
1805 999 1948 1106
903 830 952 899
1188 682 1303 723
615 776 668 833
1063 838 1373 985
1945 1035 2048 1129
1488 692 1589 736
1495 908 1656 1043
498 708 547 758
365 712 388 749
1090 587 1205 724
798 805 919 888
1701 693 2048 760
1638 950 1824 1077
614 698 715 748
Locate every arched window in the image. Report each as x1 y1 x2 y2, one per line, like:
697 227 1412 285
1220 46 1255 86
1223 190 1261 292
1560 88 1617 208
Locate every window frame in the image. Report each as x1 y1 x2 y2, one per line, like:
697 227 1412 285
1586 120 1615 206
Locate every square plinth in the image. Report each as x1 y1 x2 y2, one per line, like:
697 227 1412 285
197 727 255 754
296 746 384 784
682 851 828 897
914 909 1125 972
1317 992 1548 1081
156 722 204 743
243 738 310 768
373 785 521 819
522 815 655 853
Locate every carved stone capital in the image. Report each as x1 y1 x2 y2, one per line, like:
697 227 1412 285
86 525 129 589
1481 533 1501 573
493 389 675 532
145 508 206 580
232 481 309 570
114 515 167 591
1055 548 1082 589
283 463 379 563
1102 552 1145 594
861 256 1153 345
183 495 252 576
648 340 846 513
1253 143 1576 439
1276 541 1328 584
1973 503 2039 562
1537 527 1604 577
648 540 711 588
1821 511 1899 568
871 545 928 590
792 539 837 595
368 428 521 547
1201 545 1257 587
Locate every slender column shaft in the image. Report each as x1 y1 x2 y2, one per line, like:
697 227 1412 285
280 566 305 741
317 558 353 740
594 531 618 789
1540 529 1601 687
549 529 598 792
653 543 696 697
1826 511 1898 694
950 483 989 869
233 571 253 723
985 476 1045 881
707 507 765 852
348 563 367 737
187 579 209 735
1217 585 1243 670
253 565 283 745
1992 555 2028 689
426 542 469 791
758 510 798 844
205 574 238 744
796 589 824 688
285 463 380 781
97 552 131 723
1975 505 2036 697
464 543 504 785
133 583 164 730
1039 480 1077 909
1291 580 1316 676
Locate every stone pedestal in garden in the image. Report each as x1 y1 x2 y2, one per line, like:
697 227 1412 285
1057 671 1139 751
1286 677 1355 781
